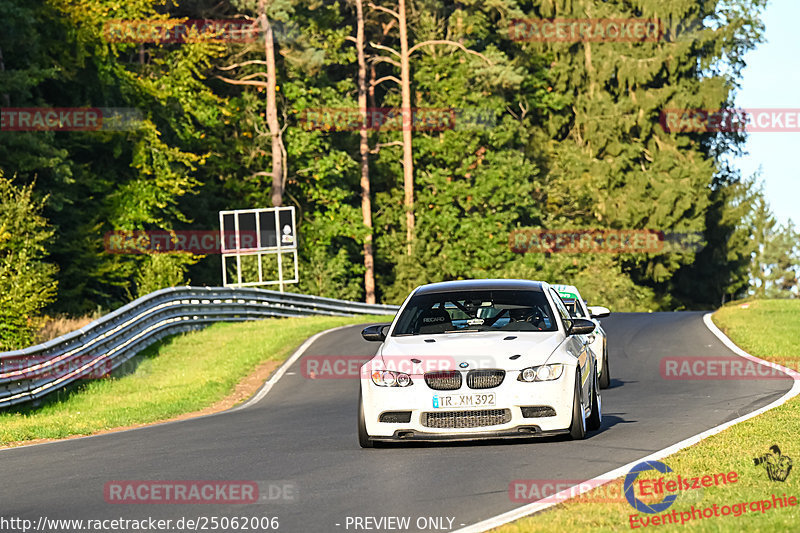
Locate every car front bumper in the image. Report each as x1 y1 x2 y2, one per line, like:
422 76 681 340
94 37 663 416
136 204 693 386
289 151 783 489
360 367 577 440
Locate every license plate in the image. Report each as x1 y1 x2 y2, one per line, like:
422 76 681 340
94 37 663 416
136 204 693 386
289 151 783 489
432 392 496 409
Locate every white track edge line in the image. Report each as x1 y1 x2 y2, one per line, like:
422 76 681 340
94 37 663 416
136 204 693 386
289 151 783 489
0 323 361 453
229 324 356 412
452 312 800 533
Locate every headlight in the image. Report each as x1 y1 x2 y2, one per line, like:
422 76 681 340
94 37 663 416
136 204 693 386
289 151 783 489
371 370 413 387
518 364 565 382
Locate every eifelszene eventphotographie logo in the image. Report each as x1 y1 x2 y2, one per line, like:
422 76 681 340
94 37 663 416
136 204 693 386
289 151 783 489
625 461 679 514
754 445 793 482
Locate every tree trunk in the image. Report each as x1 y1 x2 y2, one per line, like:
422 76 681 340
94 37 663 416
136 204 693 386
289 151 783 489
355 0 376 303
398 0 414 255
260 0 284 207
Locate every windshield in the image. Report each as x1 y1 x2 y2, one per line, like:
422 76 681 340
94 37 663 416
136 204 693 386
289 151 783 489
392 290 557 335
562 298 587 318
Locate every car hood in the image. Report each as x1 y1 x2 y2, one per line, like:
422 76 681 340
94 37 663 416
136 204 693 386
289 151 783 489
377 331 563 373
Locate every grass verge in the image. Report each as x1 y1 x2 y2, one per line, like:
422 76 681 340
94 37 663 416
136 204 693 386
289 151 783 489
0 314 392 447
493 299 800 533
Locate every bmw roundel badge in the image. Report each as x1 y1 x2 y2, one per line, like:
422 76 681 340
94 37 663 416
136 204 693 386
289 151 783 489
459 362 469 368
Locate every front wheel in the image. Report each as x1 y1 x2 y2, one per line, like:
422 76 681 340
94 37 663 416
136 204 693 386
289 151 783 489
569 373 586 440
358 389 374 448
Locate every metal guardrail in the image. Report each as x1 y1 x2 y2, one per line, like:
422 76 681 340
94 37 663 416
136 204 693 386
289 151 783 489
0 286 399 408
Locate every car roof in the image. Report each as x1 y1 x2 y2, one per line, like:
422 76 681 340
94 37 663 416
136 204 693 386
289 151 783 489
413 279 547 295
551 283 582 299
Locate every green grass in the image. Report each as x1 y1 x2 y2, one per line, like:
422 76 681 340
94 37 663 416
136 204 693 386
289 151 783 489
0 314 392 446
494 299 800 533
712 299 800 363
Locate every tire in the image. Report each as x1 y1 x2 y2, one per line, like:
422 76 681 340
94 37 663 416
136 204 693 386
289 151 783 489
599 342 611 389
587 372 602 431
569 372 587 440
358 389 374 448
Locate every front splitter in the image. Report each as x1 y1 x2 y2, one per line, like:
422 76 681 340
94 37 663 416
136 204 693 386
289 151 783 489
371 426 569 443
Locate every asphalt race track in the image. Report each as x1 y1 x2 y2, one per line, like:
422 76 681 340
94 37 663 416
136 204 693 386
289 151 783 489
1 312 793 533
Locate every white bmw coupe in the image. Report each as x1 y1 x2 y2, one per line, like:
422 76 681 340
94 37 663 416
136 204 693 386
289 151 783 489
552 284 611 388
358 279 601 447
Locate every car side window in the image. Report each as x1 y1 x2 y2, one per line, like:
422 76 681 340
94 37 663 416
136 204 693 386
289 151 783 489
549 289 573 332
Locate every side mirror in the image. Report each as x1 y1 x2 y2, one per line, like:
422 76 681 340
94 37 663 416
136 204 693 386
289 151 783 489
361 324 390 342
568 318 596 336
588 306 610 319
